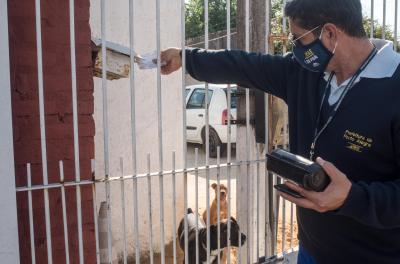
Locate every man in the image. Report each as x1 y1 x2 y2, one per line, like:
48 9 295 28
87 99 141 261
161 0 400 263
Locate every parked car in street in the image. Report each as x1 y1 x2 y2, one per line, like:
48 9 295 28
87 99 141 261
185 84 237 158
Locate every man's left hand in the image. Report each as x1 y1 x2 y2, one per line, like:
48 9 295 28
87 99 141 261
278 157 352 213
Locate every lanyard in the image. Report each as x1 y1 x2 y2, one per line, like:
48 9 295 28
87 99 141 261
309 47 378 160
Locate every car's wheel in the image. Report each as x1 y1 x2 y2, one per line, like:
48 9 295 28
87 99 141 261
202 128 225 158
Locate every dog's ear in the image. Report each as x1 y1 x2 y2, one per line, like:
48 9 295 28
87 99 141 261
230 216 238 224
211 183 218 190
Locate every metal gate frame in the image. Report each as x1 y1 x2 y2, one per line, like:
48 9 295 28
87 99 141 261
4 0 399 263
0 0 20 263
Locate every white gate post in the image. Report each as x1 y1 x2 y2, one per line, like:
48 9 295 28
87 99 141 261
0 0 20 263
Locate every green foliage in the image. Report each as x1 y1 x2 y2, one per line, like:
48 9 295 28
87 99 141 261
185 0 398 51
363 17 395 41
185 0 237 39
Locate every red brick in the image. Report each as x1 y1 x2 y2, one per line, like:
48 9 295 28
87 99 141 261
8 0 35 14
14 116 41 140
14 139 42 165
13 100 40 116
12 73 39 100
76 45 93 67
75 0 90 8
12 114 95 141
10 0 95 261
77 100 94 115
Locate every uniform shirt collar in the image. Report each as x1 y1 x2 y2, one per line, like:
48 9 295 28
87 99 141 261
324 39 400 83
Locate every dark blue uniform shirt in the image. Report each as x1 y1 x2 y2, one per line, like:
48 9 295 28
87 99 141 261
184 40 400 264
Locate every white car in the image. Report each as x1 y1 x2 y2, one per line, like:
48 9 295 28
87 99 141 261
186 84 237 158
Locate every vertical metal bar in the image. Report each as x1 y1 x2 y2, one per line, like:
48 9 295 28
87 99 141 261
264 167 273 256
0 2 20 261
256 145 260 261
290 203 294 250
206 159 211 264
282 0 288 254
226 0 232 263
282 197 286 253
27 164 36 264
146 154 154 264
100 0 113 262
264 0 271 258
371 0 375 39
245 0 251 261
195 148 199 264
34 0 53 261
59 161 70 264
75 167 84 262
119 158 127 264
43 191 52 263
159 174 165 264
395 0 398 51
156 0 165 261
217 147 221 264
383 0 387 40
274 174 279 255
204 0 211 263
128 0 140 262
105 181 112 264
180 1 189 263
172 152 177 264
68 0 84 262
282 0 287 54
91 160 100 264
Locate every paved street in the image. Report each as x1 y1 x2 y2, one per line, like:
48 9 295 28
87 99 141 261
186 143 237 180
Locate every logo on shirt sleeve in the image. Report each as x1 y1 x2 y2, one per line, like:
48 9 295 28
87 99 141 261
343 130 373 153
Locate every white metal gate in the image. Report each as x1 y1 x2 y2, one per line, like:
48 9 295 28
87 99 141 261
3 0 398 263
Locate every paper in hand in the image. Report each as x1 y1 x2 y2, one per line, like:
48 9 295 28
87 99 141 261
134 51 166 70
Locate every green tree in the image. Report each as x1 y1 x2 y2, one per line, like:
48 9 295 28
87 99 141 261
363 17 395 41
186 0 397 51
185 0 237 39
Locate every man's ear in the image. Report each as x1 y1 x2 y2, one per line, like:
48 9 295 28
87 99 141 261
211 183 217 190
323 23 339 40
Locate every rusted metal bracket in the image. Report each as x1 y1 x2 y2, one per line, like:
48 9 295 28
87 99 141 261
91 38 131 80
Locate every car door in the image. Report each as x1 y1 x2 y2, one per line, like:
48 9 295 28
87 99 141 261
186 88 213 143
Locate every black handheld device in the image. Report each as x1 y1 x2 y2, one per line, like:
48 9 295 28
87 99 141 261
266 149 330 192
274 184 304 198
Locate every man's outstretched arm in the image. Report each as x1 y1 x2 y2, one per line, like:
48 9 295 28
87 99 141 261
161 48 295 101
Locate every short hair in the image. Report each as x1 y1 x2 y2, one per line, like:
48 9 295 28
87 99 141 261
284 0 367 38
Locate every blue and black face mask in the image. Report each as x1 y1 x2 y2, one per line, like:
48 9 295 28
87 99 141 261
291 26 337 73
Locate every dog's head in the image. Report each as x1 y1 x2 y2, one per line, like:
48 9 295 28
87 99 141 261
208 217 246 250
211 183 228 202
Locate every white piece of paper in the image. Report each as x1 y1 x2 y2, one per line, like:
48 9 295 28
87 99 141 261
134 50 166 70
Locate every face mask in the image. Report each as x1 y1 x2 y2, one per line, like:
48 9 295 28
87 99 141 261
292 26 337 73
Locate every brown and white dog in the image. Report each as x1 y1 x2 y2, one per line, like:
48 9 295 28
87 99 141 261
203 183 233 263
203 183 228 225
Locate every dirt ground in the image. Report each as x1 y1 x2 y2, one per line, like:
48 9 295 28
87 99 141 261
185 173 299 263
277 219 299 254
130 173 298 264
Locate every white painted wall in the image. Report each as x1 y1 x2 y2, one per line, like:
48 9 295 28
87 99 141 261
90 0 184 261
0 0 20 262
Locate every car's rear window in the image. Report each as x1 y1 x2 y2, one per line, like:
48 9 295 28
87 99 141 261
223 88 237 109
187 88 213 109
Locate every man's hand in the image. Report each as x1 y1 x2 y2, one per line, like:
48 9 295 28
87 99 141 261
278 157 352 213
161 48 182 75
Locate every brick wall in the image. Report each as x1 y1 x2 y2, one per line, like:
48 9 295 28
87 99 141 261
7 0 96 263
